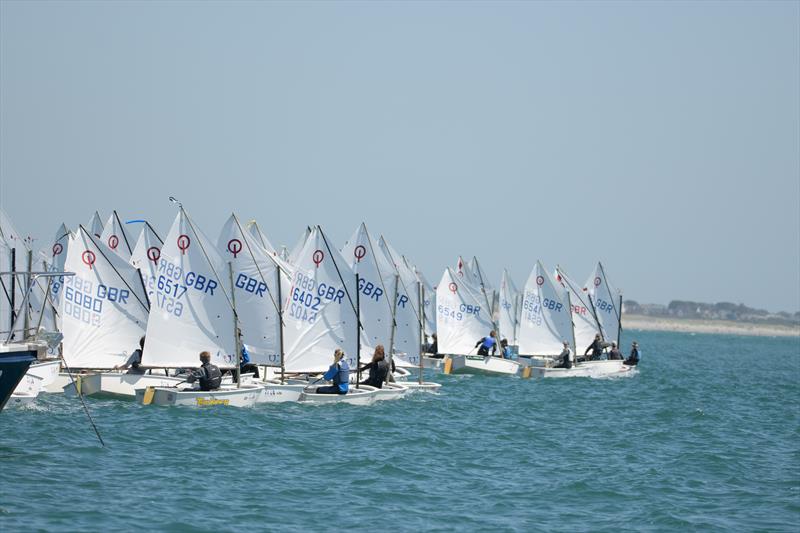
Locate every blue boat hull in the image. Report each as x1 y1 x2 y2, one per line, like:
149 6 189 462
0 348 37 411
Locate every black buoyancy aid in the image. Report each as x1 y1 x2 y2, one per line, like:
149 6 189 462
199 363 222 391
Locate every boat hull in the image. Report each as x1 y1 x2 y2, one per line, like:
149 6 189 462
136 385 262 407
446 355 521 376
531 359 632 378
398 381 442 393
0 343 40 411
65 372 185 397
26 360 61 388
255 381 305 403
300 385 377 405
373 382 409 401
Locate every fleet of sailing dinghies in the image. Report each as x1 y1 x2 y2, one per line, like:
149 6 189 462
0 204 633 411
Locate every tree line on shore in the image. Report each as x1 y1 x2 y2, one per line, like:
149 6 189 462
622 300 800 327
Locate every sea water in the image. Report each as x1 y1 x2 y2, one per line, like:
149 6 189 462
1 330 798 532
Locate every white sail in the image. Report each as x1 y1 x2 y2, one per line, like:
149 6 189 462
498 269 520 346
282 226 359 373
129 222 164 307
555 266 603 354
585 262 622 345
245 220 278 258
518 261 574 356
469 256 494 292
341 223 395 360
218 214 287 366
414 266 437 338
87 211 105 239
436 268 494 355
0 207 31 251
378 236 422 366
143 210 237 369
100 211 134 261
287 227 312 266
61 227 149 368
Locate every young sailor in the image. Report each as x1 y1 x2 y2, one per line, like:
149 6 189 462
624 341 640 366
555 341 573 369
237 329 260 378
584 334 611 361
475 330 498 357
358 345 391 388
316 349 350 395
500 339 513 359
186 351 223 391
114 336 146 375
426 333 441 358
608 342 623 360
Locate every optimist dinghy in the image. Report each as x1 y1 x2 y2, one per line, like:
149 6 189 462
64 372 184 398
530 359 633 378
436 267 520 376
137 383 262 407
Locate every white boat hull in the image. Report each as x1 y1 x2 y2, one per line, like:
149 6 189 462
65 372 185 397
136 384 262 407
373 382 409 401
10 374 44 406
26 360 61 388
255 381 305 403
422 356 445 370
447 355 521 376
398 381 442 393
531 359 633 378
300 385 377 405
44 373 74 393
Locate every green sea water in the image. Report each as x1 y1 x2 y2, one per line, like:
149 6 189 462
1 330 798 532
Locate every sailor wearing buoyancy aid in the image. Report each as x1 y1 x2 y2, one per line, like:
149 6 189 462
475 330 498 356
316 349 350 395
186 351 223 391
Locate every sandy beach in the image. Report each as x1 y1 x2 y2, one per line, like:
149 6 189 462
624 314 799 338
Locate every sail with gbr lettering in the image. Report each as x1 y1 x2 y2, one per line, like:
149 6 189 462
143 209 236 369
61 226 149 368
585 262 622 345
436 268 493 355
341 223 394 361
282 226 358 373
518 261 574 356
218 214 290 366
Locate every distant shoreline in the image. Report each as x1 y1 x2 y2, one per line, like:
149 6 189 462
623 314 800 338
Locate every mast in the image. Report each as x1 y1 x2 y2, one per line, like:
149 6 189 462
23 250 32 337
276 265 285 384
229 262 241 388
10 248 16 338
418 281 424 385
387 273 399 382
356 273 361 388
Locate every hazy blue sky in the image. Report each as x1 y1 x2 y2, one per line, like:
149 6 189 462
1 1 798 312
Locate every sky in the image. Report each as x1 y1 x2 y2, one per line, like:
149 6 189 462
1 1 798 312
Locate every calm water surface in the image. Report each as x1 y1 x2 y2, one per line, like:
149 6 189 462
1 330 799 532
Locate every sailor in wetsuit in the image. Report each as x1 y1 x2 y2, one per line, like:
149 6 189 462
624 341 640 366
114 336 146 375
584 334 611 361
316 349 350 395
186 351 223 391
608 342 623 360
359 345 391 388
426 333 441 358
500 339 513 359
475 330 498 357
555 341 573 369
